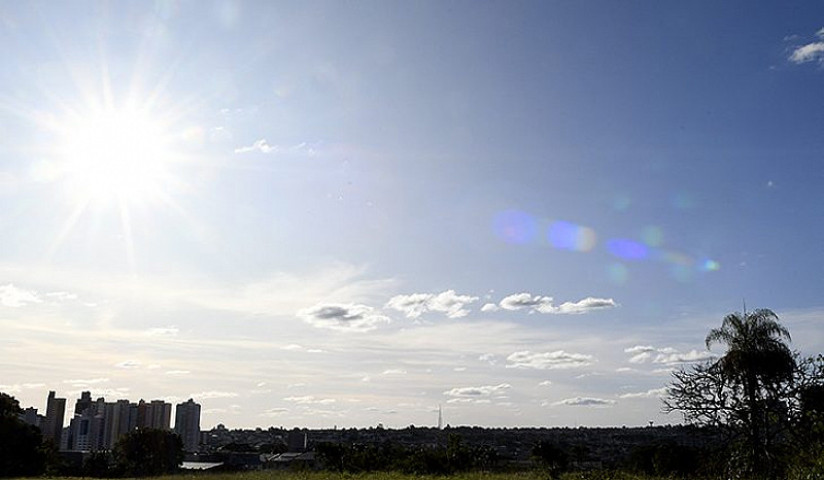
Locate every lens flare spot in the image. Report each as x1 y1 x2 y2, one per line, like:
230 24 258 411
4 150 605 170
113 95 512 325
640 226 664 247
493 210 538 245
607 263 628 285
607 239 648 260
548 221 597 252
700 259 721 272
612 195 631 212
661 251 692 266
671 192 696 210
670 264 693 283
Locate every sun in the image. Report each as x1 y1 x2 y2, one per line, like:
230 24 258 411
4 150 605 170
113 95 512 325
42 94 194 267
58 105 177 207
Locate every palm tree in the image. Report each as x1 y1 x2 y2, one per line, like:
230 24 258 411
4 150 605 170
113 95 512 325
705 308 796 476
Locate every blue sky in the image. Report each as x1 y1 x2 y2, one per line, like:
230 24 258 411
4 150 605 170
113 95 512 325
1 1 823 429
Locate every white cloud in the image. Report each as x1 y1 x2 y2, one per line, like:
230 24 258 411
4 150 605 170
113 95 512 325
479 353 497 365
538 380 553 386
64 378 109 385
499 292 554 312
551 397 616 407
145 326 179 336
45 291 78 301
789 27 824 64
496 293 615 314
447 398 491 404
386 290 478 319
790 42 824 63
653 349 715 364
506 350 594 370
115 360 141 369
298 303 389 332
624 345 711 365
619 387 669 399
234 138 275 153
624 345 655 354
382 369 407 375
0 284 41 307
234 139 319 156
262 408 289 416
481 303 499 312
555 297 617 314
191 391 239 399
628 352 652 364
0 383 44 393
165 370 190 376
444 383 511 397
284 395 336 405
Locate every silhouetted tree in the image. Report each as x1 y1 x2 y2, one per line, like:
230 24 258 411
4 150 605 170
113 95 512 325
0 392 46 477
665 308 824 479
112 428 183 477
532 440 569 479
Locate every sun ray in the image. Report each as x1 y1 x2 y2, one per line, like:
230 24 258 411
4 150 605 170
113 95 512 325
46 199 91 261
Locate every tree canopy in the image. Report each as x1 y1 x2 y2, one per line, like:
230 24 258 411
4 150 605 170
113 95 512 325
112 428 183 477
666 308 824 479
0 392 46 478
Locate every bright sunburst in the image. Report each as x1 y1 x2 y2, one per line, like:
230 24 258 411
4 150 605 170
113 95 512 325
58 104 177 206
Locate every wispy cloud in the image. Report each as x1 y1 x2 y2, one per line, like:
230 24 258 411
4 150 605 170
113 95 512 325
298 303 389 332
619 387 669 399
386 290 478 319
115 360 141 369
444 383 511 398
653 349 715 364
145 326 179 336
0 383 45 393
234 139 318 156
624 345 713 365
789 27 824 64
551 397 616 407
262 407 289 416
284 395 336 405
0 284 41 307
191 391 239 399
64 378 109 386
506 350 594 370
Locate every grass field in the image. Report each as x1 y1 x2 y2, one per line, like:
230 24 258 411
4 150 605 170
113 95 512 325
12 472 703 480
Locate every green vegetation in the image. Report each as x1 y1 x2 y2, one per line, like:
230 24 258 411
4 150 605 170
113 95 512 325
0 393 46 477
665 308 824 479
3 308 824 480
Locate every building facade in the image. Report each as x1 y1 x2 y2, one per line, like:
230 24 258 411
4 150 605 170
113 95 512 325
174 398 202 452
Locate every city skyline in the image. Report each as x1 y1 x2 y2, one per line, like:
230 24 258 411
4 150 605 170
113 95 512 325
18 389 201 452
1 2 824 429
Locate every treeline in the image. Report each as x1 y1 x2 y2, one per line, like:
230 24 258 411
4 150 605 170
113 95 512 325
1 392 182 478
315 433 500 475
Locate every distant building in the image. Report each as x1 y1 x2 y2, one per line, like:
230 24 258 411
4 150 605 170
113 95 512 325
43 391 66 444
74 391 93 416
137 399 172 430
20 406 42 428
287 428 307 452
174 399 201 452
102 399 132 449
